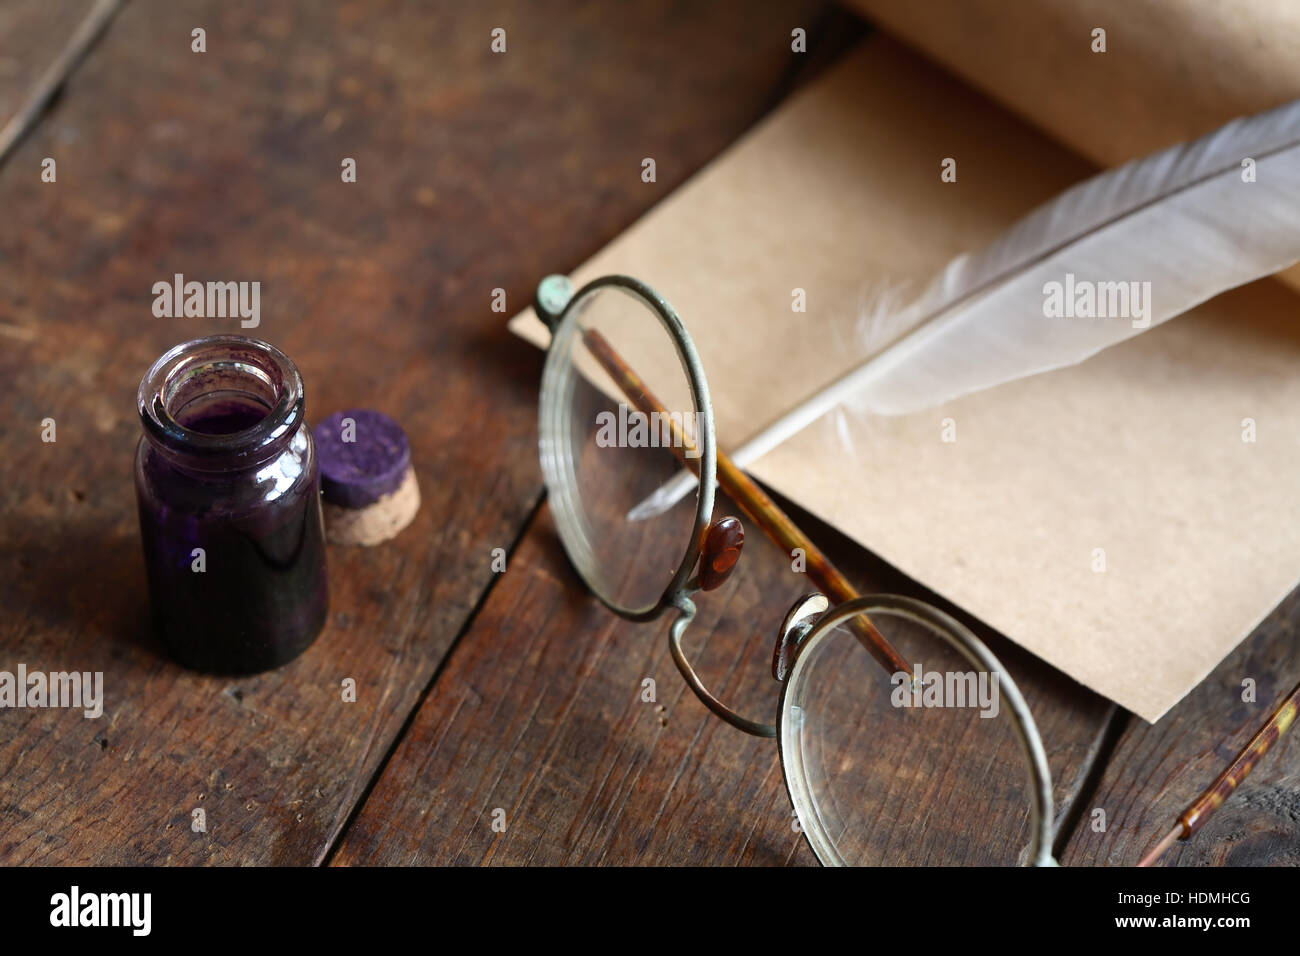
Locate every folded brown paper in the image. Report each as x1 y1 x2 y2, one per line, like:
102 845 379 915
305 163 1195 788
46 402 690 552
847 0 1300 293
510 37 1300 722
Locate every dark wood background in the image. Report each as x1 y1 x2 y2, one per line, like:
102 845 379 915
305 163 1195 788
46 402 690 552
0 0 1295 867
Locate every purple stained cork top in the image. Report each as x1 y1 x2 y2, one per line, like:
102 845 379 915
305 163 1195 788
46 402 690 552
313 409 411 508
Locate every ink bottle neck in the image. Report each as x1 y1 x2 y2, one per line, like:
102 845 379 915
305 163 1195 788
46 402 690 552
137 335 305 475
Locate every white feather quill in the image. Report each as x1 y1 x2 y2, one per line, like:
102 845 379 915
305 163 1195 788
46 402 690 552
630 98 1300 520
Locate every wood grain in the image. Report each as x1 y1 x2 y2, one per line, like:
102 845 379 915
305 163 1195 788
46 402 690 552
1063 589 1300 867
0 1 98 131
330 491 1114 866
0 0 840 864
3 0 1292 868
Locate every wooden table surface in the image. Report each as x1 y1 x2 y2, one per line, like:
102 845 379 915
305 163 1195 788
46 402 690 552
1 0 1296 868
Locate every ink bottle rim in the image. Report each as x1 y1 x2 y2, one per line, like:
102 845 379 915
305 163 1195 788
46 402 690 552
137 334 305 472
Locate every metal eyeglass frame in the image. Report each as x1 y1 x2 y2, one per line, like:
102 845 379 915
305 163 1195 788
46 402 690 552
534 273 1057 867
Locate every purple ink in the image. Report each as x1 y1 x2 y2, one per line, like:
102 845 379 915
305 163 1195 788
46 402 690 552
134 335 329 673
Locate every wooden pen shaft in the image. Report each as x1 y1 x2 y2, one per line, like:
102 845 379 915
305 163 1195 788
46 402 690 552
581 327 910 677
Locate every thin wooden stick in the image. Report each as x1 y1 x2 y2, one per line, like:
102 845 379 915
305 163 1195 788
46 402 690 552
0 0 125 167
1137 824 1183 868
1137 677 1300 866
582 327 910 678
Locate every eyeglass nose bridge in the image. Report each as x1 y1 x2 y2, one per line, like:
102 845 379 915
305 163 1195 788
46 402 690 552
667 595 777 738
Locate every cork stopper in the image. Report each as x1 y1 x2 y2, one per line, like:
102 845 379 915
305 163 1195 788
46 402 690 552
313 409 420 546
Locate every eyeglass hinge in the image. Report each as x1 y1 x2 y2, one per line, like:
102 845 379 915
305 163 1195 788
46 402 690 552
534 274 575 332
773 592 829 682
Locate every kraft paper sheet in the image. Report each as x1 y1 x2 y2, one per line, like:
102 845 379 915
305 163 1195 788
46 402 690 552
508 36 1300 722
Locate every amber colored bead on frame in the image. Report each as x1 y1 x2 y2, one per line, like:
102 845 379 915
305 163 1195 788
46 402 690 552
699 516 744 591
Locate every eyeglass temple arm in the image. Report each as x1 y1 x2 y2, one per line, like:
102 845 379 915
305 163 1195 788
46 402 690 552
1138 676 1300 867
577 324 911 680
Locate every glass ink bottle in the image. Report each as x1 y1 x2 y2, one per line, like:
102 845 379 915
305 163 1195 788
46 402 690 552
134 335 329 673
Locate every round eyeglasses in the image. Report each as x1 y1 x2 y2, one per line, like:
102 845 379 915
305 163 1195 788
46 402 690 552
534 273 1057 866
